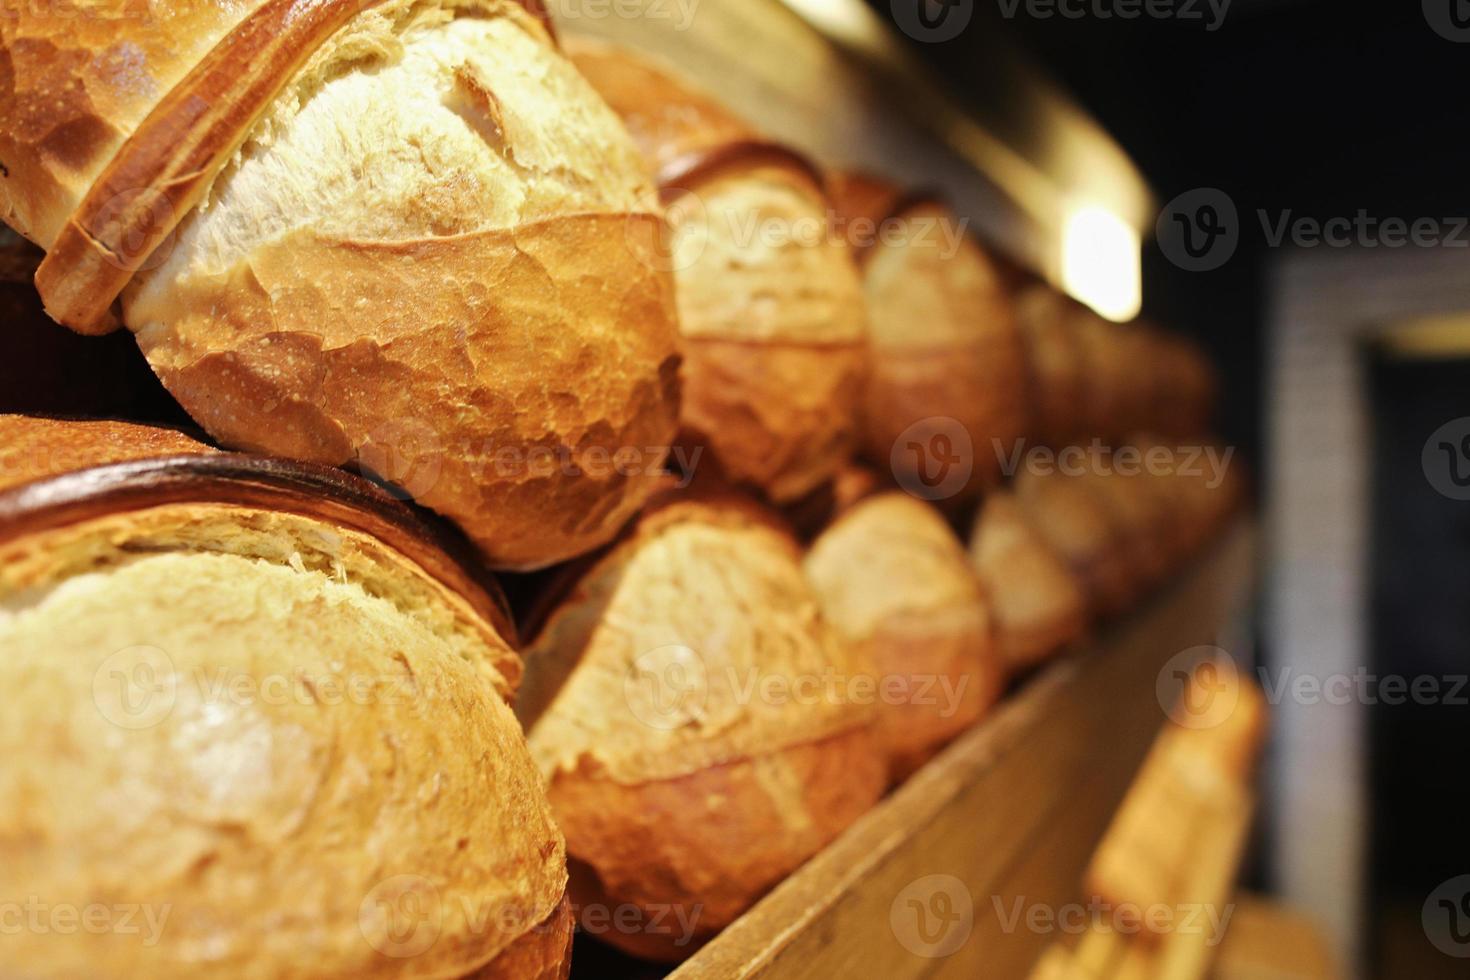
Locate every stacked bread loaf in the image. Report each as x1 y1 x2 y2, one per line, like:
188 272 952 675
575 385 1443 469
0 416 571 979
0 5 1242 973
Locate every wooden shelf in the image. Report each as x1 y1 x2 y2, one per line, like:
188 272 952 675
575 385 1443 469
663 520 1257 980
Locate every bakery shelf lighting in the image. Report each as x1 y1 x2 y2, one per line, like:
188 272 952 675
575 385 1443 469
1063 204 1142 322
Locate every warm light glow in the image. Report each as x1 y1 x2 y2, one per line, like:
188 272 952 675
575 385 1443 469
1062 205 1142 322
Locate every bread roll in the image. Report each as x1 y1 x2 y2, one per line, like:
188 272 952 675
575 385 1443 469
1073 311 1136 441
805 493 1003 780
568 40 869 504
1014 468 1137 618
1075 464 1170 592
0 415 570 979
1 0 681 570
828 171 1028 501
518 494 884 960
967 492 1089 672
1015 283 1086 448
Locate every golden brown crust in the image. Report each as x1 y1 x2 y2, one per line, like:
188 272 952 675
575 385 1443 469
1015 284 1086 447
128 212 681 571
566 42 868 503
0 415 212 492
14 0 556 333
680 335 867 503
0 506 565 979
520 497 883 959
0 0 269 253
6 3 680 571
550 727 885 961
464 893 575 980
842 192 1029 499
0 415 520 694
1072 311 1137 441
861 335 1029 498
1014 468 1137 618
805 493 1002 779
967 491 1090 672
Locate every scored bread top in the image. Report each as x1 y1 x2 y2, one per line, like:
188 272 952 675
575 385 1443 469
519 497 876 785
0 414 522 698
566 38 867 347
0 0 271 251
2 0 579 331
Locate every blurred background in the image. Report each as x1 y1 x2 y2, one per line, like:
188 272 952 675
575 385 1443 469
864 2 1470 977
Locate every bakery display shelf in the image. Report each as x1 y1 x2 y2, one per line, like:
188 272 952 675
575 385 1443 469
644 518 1258 980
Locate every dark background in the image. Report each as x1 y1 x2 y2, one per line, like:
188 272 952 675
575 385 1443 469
863 1 1470 975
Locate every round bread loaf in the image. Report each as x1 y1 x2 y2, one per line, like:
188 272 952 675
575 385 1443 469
1072 311 1137 442
569 40 870 504
518 494 885 961
1 0 681 571
1015 283 1086 448
828 171 1028 501
0 416 571 979
1013 467 1137 618
1076 463 1170 591
805 492 1003 780
967 491 1089 673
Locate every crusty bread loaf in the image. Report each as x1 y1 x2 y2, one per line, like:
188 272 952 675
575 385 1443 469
829 172 1028 501
1014 467 1137 617
569 40 870 504
518 494 884 960
0 415 569 979
1015 284 1086 447
805 492 1002 780
967 491 1089 672
1 0 682 571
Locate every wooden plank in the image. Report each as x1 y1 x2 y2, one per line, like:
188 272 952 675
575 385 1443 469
669 520 1256 980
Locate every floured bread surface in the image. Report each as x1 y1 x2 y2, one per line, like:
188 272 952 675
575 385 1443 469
139 1 652 286
0 502 564 980
862 201 1009 350
520 501 875 785
116 0 683 570
804 492 984 640
968 491 1089 670
670 165 867 345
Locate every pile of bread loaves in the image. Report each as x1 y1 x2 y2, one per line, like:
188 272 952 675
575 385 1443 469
0 3 1242 976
